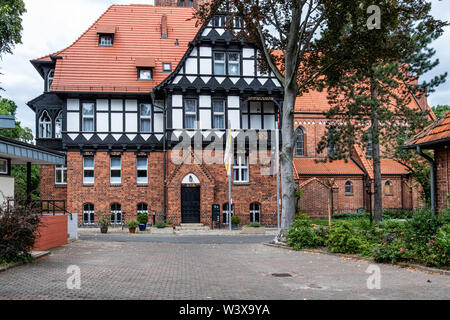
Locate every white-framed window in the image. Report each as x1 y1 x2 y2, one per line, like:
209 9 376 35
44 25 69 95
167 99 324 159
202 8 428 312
138 69 153 80
83 203 95 225
99 34 113 47
212 100 225 129
228 52 240 76
39 111 52 139
295 127 305 156
214 52 226 75
185 99 197 129
137 203 148 216
82 103 95 132
163 63 172 73
110 203 122 225
345 181 353 195
140 104 152 132
55 111 63 139
110 157 122 185
213 16 226 27
83 157 95 185
55 164 67 185
223 203 234 224
250 203 261 223
234 154 249 183
137 157 148 185
0 159 8 175
47 69 54 91
233 17 242 28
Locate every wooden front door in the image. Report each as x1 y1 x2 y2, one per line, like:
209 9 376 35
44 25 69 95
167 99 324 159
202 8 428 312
181 186 201 224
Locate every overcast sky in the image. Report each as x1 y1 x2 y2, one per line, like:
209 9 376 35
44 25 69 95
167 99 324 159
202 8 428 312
0 0 449 136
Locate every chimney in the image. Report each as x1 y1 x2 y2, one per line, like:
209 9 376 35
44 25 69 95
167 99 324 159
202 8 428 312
161 14 168 39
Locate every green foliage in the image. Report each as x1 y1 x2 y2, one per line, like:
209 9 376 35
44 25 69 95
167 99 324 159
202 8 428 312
432 105 450 118
286 219 322 250
326 222 370 254
383 209 414 220
0 98 33 143
126 220 139 229
137 214 148 225
167 220 174 226
248 222 261 228
231 215 241 226
98 216 110 228
0 0 26 57
374 239 407 264
155 222 166 229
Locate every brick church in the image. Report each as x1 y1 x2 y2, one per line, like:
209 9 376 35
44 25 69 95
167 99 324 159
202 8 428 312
28 1 429 226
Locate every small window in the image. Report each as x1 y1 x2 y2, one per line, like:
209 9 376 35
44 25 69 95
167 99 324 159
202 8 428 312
99 34 113 47
250 203 261 223
345 181 353 195
213 16 226 28
214 52 226 75
0 159 8 175
295 127 305 157
39 111 52 139
110 157 122 185
47 69 54 91
384 181 393 196
228 52 240 76
137 157 148 185
137 203 148 216
82 103 95 132
234 154 249 183
233 17 242 28
138 69 153 81
83 157 95 185
213 100 225 129
55 111 63 139
140 104 152 132
223 203 234 224
110 203 122 225
185 99 197 129
163 63 172 73
55 164 67 185
83 203 95 225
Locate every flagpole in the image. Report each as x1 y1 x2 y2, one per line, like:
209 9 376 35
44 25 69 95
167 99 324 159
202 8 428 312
227 121 233 232
276 121 281 232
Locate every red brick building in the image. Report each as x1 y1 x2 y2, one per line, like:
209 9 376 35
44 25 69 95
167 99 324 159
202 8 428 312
29 2 429 226
405 112 450 212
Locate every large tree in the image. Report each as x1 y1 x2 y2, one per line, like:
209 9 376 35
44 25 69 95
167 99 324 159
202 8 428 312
0 0 25 56
315 1 447 221
195 0 341 237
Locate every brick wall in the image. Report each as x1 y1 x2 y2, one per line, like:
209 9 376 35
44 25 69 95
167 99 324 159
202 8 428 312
40 165 67 202
298 179 331 219
435 146 450 211
33 215 68 251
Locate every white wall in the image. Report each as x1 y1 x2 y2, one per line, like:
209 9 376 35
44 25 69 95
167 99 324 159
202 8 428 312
0 176 14 207
67 214 78 241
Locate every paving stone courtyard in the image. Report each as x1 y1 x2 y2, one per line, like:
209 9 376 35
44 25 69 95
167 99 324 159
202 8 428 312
0 235 449 300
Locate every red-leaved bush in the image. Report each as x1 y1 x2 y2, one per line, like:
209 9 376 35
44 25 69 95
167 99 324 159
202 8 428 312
0 201 42 264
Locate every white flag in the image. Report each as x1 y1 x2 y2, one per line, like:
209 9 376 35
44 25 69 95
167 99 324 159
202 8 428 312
224 128 233 177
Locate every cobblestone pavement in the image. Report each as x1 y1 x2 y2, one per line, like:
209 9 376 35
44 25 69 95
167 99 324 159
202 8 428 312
0 239 449 300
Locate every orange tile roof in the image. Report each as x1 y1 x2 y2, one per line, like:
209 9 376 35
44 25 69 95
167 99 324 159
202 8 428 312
33 5 200 93
293 158 364 177
379 159 410 175
405 111 450 148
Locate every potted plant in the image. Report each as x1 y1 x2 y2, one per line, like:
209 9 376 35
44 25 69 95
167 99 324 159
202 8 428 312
155 221 167 229
137 214 148 232
99 216 110 234
231 215 241 230
127 220 139 234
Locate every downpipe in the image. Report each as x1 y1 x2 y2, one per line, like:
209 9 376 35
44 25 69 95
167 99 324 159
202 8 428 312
416 146 436 216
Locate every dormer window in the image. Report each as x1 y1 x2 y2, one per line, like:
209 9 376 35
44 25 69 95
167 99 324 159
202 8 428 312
138 69 153 81
163 63 172 73
47 69 54 92
135 57 155 81
99 34 113 47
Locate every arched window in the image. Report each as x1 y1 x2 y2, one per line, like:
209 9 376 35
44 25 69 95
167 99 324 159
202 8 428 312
223 203 234 224
328 127 338 157
110 203 122 225
366 131 373 158
250 203 261 223
295 127 305 156
55 111 63 139
345 181 353 195
83 203 95 225
39 111 52 139
137 203 148 216
384 181 393 196
47 69 54 92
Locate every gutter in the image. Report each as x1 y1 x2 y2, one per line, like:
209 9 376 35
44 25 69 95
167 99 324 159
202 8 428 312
416 146 436 215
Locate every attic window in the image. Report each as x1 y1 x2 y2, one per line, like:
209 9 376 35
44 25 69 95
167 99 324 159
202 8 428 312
136 58 155 81
163 63 172 73
99 34 113 47
138 69 153 81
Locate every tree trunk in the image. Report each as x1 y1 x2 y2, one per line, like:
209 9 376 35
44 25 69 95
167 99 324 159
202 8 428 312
279 85 297 234
370 79 383 222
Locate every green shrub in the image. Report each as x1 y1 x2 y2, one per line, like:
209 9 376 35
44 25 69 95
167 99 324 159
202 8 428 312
374 239 407 264
383 209 414 219
422 225 449 267
231 215 241 226
155 221 167 229
137 214 148 225
248 222 261 228
295 213 310 220
326 222 369 254
126 220 139 229
286 219 321 250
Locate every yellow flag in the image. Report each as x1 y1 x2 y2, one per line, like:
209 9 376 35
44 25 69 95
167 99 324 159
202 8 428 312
224 128 233 177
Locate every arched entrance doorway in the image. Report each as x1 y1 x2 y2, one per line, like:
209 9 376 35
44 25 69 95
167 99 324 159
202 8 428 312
181 174 201 224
